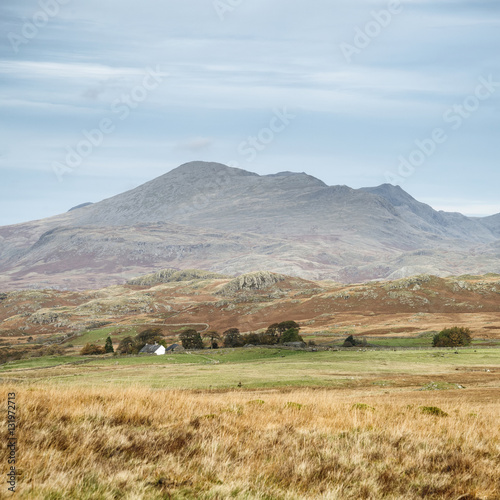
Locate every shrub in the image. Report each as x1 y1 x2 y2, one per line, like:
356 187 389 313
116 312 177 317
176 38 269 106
420 406 448 417
285 402 303 410
433 327 472 347
342 335 366 347
352 403 375 411
80 344 105 355
258 332 279 345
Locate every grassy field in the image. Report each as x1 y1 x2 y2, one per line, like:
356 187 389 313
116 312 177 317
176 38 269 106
63 326 140 346
1 347 499 499
2 348 499 390
1 384 499 499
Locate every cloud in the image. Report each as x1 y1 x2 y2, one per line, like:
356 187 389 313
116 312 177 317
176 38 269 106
176 137 214 152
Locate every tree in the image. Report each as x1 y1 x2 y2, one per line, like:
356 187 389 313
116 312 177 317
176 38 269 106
279 328 304 344
277 321 300 335
433 327 472 347
241 333 260 345
262 321 300 345
179 329 204 349
203 331 221 349
117 336 138 355
104 336 114 353
136 328 163 343
223 328 244 347
81 343 105 355
133 328 165 351
265 323 280 342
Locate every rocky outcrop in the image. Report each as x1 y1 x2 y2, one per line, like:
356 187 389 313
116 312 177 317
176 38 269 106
29 309 69 325
127 268 228 286
216 271 286 296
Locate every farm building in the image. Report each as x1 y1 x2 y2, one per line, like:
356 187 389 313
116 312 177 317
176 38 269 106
166 343 185 353
139 343 166 355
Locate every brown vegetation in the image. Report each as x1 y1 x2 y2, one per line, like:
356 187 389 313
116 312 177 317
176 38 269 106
2 273 500 350
2 385 499 499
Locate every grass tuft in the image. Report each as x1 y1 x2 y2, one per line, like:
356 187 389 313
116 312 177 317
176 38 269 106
420 406 449 417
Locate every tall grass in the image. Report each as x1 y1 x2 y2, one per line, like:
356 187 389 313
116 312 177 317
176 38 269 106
2 385 499 499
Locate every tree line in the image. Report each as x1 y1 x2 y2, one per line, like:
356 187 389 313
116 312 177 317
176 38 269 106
179 321 304 349
80 321 305 355
79 324 474 355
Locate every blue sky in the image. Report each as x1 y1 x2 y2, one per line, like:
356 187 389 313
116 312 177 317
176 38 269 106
1 0 499 225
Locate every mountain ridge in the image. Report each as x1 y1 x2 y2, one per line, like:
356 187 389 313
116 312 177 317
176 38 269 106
1 161 499 290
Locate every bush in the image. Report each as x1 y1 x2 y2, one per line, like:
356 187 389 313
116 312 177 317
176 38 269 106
342 335 366 347
352 403 375 411
420 406 448 417
259 332 279 345
433 327 472 347
80 343 105 355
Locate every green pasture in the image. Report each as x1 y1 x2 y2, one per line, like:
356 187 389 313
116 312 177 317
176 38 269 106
1 347 498 391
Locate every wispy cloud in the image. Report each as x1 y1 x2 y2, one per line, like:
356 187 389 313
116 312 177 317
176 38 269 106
0 0 498 224
176 137 214 152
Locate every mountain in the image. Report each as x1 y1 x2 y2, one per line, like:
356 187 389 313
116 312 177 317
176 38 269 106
480 213 500 237
1 161 499 290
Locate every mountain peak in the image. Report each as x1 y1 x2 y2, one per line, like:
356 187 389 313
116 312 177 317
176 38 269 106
169 161 259 178
360 184 417 207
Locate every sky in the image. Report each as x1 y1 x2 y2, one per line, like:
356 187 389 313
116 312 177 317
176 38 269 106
1 0 499 226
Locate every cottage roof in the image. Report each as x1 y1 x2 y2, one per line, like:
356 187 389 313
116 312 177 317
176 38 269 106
139 344 163 354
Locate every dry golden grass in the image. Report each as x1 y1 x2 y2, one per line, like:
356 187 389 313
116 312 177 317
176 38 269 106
1 385 499 499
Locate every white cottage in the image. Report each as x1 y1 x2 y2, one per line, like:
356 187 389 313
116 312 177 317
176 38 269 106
139 343 166 355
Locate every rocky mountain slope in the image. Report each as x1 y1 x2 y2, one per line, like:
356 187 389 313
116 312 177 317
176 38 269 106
1 162 499 290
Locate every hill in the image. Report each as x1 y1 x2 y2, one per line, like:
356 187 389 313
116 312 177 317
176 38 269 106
1 270 500 351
